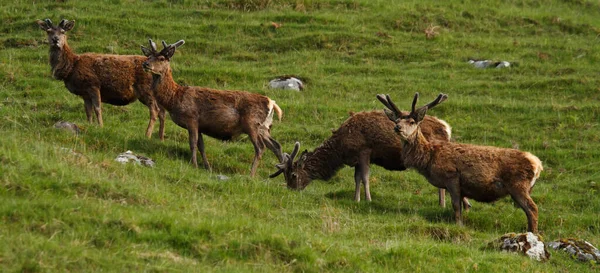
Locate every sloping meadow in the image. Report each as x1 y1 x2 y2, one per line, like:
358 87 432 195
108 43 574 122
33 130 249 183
1 0 599 271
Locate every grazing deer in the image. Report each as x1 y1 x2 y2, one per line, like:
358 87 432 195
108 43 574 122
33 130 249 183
36 19 166 139
141 39 283 177
378 93 542 232
269 109 470 208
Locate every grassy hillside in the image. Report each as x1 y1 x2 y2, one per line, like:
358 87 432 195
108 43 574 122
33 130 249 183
1 0 600 271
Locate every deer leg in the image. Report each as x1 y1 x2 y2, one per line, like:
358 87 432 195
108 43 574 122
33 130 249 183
462 197 472 212
362 166 372 202
83 99 94 123
187 127 199 168
510 189 539 233
90 88 103 127
145 102 158 139
158 106 166 141
248 132 265 177
197 133 211 171
440 189 470 211
445 181 463 226
439 188 446 208
353 167 362 202
359 151 372 202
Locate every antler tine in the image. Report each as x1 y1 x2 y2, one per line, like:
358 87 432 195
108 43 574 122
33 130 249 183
44 18 53 27
376 94 393 111
269 152 290 178
289 142 301 163
162 40 168 49
423 93 448 110
58 19 66 28
411 93 419 113
148 39 157 52
385 94 402 115
269 168 285 178
173 40 185 48
269 157 287 178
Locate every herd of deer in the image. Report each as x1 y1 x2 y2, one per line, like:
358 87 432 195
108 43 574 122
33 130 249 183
37 19 543 233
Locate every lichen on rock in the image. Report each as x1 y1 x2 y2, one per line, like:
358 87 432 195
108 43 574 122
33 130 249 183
548 238 600 263
486 232 550 261
115 150 155 167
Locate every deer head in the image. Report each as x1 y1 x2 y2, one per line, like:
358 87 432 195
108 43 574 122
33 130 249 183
141 39 185 76
377 93 448 139
36 19 75 49
269 142 312 190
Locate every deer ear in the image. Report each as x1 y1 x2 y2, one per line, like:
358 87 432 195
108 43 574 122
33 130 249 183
36 20 50 31
383 109 397 122
415 107 428 123
141 46 152 57
297 150 308 167
62 20 75 31
164 46 176 60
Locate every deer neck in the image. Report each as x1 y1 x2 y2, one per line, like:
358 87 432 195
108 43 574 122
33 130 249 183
151 67 180 111
302 139 345 181
401 128 433 170
49 41 77 80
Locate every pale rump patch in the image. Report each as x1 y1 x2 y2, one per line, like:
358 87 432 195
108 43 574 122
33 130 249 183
270 99 282 121
437 118 452 139
258 100 275 135
524 152 543 188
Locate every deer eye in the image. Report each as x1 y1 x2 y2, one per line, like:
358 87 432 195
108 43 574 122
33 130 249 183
409 120 415 125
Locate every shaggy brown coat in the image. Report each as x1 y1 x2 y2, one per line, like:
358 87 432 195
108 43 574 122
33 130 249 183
379 93 543 232
270 109 471 207
36 19 166 139
141 40 283 177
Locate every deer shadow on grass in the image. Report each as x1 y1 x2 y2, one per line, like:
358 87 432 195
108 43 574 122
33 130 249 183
325 189 524 231
125 137 262 176
324 189 456 224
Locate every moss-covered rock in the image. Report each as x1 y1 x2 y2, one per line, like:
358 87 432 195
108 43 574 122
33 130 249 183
548 238 600 263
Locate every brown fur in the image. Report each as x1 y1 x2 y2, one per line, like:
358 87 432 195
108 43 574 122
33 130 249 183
142 40 283 177
380 93 543 232
271 110 471 208
37 19 166 139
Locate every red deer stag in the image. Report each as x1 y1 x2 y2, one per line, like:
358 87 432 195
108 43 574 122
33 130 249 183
36 19 166 139
378 93 542 232
141 39 283 177
270 107 470 208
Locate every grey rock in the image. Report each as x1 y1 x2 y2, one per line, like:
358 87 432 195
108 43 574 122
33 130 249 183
216 174 230 181
54 121 80 134
548 239 600 262
269 76 304 91
486 232 550 261
468 59 511 69
115 150 155 167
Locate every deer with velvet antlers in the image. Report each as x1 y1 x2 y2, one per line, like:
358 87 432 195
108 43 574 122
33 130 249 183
269 105 470 208
36 19 166 139
141 39 283 177
377 93 543 232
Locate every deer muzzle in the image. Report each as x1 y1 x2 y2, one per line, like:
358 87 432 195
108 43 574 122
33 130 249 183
142 61 151 72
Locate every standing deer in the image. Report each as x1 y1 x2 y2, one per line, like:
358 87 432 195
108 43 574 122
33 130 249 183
378 93 543 232
269 108 470 208
36 19 166 139
141 39 283 177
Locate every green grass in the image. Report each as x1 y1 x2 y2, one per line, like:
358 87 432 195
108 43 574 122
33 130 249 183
1 0 600 271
